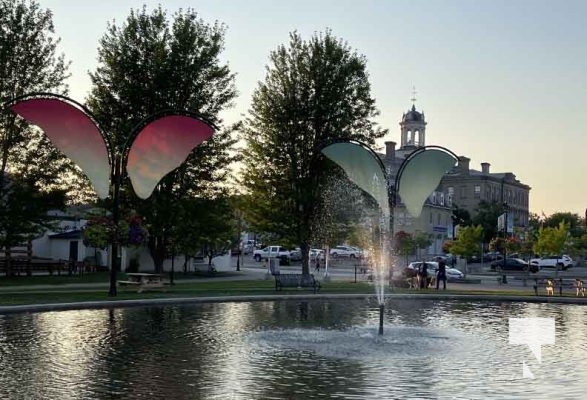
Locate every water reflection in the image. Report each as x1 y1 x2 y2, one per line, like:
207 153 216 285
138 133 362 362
0 299 585 399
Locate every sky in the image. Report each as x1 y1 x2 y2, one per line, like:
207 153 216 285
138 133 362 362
38 0 587 216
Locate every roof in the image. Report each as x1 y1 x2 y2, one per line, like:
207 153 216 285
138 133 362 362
402 104 424 122
48 229 83 240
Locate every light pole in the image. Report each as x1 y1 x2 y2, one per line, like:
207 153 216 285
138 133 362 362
7 93 216 296
502 202 509 284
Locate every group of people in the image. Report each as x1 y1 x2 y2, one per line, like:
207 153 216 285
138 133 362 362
414 260 448 290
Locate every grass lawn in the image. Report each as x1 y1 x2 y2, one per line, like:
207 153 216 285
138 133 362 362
0 276 567 307
0 270 239 287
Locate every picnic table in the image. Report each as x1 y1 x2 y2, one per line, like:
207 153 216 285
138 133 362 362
117 273 168 293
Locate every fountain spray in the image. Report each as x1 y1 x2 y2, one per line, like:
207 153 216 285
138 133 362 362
378 304 384 335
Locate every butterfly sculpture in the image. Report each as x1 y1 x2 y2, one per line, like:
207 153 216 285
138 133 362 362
9 94 215 199
321 141 458 221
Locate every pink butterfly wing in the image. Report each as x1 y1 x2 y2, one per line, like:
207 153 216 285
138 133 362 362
126 115 215 199
10 98 111 199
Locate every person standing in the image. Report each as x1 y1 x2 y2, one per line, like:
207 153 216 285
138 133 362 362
314 257 320 274
420 262 428 289
436 260 447 290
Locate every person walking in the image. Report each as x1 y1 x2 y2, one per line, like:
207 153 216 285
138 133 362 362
436 260 447 290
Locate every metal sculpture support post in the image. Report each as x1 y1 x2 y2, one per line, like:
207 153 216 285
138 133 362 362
6 92 216 296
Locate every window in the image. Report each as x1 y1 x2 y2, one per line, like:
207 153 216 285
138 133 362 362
474 185 481 198
437 213 441 225
460 186 466 199
429 212 433 225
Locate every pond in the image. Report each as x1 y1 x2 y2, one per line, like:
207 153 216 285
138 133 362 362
0 299 585 399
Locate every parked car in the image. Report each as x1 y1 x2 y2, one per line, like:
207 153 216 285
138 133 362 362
530 255 573 270
491 258 539 273
242 240 262 255
310 249 325 261
289 248 302 261
407 261 464 282
288 248 325 262
253 246 291 262
329 245 363 258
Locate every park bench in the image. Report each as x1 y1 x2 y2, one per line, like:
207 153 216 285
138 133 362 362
533 277 586 297
0 258 68 276
274 273 321 293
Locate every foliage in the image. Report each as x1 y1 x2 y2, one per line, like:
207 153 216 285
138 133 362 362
82 214 148 249
394 231 414 257
171 194 236 261
449 225 484 260
413 231 433 258
86 6 238 272
451 203 472 228
0 0 85 251
533 221 569 256
442 240 453 254
471 201 505 244
543 212 584 238
0 176 66 253
489 236 521 254
241 30 386 274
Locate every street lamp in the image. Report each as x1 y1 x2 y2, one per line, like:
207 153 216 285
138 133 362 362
502 202 510 284
7 93 216 296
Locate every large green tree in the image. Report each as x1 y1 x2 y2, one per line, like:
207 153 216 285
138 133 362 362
241 31 386 274
0 0 78 268
472 200 504 244
543 212 584 238
86 6 238 272
449 224 483 276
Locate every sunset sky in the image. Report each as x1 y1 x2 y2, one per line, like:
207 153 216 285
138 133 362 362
39 0 587 216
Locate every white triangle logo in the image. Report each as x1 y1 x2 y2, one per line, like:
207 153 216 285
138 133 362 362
523 362 535 379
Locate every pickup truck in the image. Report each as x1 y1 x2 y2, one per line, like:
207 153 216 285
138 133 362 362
530 255 573 270
253 246 291 262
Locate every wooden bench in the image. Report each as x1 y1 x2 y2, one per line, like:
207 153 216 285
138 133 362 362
118 273 169 293
274 273 321 293
533 277 586 297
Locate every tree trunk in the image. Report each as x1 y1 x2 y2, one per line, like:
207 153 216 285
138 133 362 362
300 242 310 275
183 255 189 273
148 236 166 273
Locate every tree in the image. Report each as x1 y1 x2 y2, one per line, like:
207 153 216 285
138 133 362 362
413 231 433 260
472 200 504 244
241 30 386 274
451 203 472 231
0 176 66 275
543 212 584 238
448 225 483 276
394 231 414 265
172 193 237 271
0 0 80 271
533 221 569 257
86 6 238 272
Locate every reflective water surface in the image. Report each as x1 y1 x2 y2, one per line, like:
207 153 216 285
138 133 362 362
0 299 585 399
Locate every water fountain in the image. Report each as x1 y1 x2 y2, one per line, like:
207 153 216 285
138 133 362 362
321 141 458 334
